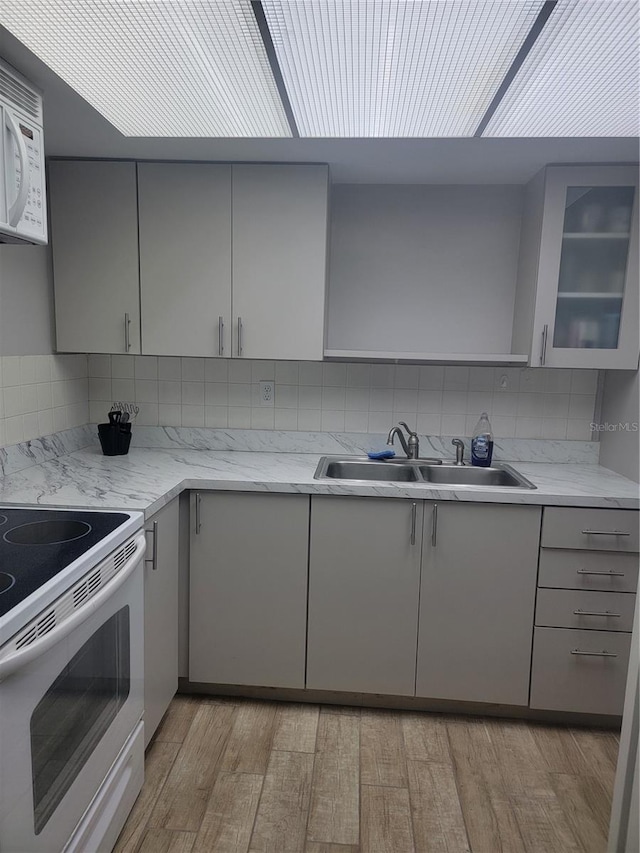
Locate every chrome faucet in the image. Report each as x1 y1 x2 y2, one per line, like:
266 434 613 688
451 438 465 466
387 422 420 459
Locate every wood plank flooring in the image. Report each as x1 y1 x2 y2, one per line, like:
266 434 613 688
115 696 619 853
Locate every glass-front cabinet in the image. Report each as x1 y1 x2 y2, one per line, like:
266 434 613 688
515 165 639 369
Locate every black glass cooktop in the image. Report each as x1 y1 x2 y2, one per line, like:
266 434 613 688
0 508 130 618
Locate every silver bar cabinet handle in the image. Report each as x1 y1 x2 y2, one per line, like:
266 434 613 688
124 313 131 352
540 324 548 365
410 502 417 546
218 316 224 356
431 504 438 547
574 609 621 617
237 317 243 356
571 649 618 658
195 493 202 535
577 569 625 577
582 529 631 536
144 520 158 570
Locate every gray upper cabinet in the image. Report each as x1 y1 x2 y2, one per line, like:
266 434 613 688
512 165 639 369
144 497 179 746
307 495 423 696
232 164 329 360
49 160 141 354
189 492 309 689
138 163 232 357
417 502 541 706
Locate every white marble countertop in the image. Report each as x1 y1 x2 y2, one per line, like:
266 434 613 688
0 446 637 518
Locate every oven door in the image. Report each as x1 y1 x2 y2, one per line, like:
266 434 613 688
0 537 144 853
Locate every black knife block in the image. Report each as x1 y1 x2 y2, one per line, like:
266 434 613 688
98 422 132 456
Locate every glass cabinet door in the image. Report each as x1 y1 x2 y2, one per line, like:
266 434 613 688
553 185 635 351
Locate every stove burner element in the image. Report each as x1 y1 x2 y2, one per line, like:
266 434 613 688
0 515 7 526
3 520 92 546
0 573 15 593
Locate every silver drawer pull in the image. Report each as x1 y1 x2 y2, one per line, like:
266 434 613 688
582 529 631 536
573 609 621 618
571 649 618 658
577 569 625 577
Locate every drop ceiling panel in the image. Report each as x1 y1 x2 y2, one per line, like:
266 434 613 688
484 0 639 137
261 0 547 137
0 0 292 137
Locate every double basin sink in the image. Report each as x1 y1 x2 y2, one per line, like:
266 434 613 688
314 456 536 489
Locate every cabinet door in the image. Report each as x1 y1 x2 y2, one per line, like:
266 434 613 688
535 165 639 369
144 498 179 746
232 164 328 360
49 160 140 354
138 163 232 357
417 503 541 705
307 496 423 695
189 492 309 688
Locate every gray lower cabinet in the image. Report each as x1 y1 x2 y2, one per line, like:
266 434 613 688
416 502 541 705
307 496 423 695
144 498 179 746
189 492 309 688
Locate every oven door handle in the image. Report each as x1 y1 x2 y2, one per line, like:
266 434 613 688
0 533 146 682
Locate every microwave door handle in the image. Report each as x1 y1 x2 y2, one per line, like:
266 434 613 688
0 533 145 682
5 110 30 227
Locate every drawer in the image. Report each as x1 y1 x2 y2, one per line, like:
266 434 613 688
542 508 639 552
535 588 635 632
538 548 639 593
530 627 631 716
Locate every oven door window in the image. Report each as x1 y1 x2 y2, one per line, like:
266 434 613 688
30 606 130 834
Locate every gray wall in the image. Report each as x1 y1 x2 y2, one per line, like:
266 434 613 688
327 184 523 354
599 369 640 483
0 245 55 355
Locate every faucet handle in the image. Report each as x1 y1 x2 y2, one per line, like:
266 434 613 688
398 421 417 436
451 438 465 465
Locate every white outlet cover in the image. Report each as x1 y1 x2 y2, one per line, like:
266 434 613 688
259 381 274 408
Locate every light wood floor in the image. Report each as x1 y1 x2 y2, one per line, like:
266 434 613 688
114 695 619 853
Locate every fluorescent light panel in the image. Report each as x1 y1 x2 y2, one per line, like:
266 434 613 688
261 0 547 137
484 0 639 137
0 0 291 136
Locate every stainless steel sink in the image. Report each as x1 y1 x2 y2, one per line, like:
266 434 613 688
314 456 536 489
319 459 421 482
418 464 535 488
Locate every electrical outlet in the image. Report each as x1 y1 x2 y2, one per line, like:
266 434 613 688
259 380 274 407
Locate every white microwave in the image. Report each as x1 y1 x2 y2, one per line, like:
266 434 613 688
0 58 47 245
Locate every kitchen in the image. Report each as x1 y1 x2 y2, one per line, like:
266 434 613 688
0 1 638 852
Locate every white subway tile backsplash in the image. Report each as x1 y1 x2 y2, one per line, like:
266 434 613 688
159 381 182 404
298 361 323 386
227 360 251 384
322 362 347 386
2 357 21 387
205 405 228 427
82 356 600 443
252 360 275 382
419 365 444 390
571 369 599 395
111 354 135 379
274 408 298 430
181 381 204 406
251 408 275 429
205 358 228 383
296 409 320 431
321 410 345 431
24 411 41 440
394 364 419 389
181 357 204 382
275 361 299 385
181 405 204 427
158 356 182 381
158 403 182 426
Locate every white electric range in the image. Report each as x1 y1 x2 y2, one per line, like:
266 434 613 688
0 506 146 853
